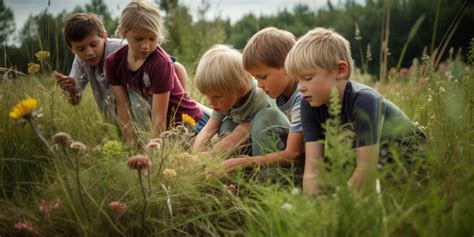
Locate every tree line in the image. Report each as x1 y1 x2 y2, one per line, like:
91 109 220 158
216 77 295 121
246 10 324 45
0 0 472 79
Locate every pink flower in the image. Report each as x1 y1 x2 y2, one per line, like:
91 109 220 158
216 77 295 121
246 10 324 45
108 201 127 217
14 221 38 234
39 199 60 218
126 155 151 170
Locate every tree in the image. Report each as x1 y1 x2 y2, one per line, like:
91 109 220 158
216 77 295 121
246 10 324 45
0 0 15 45
85 0 117 36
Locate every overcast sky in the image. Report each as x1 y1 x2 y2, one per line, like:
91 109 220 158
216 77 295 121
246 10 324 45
4 0 328 34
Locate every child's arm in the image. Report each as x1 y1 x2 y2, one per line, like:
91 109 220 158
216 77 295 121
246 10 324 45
193 118 220 151
350 144 379 192
212 122 251 153
111 85 134 144
173 62 188 91
216 131 303 175
151 92 170 137
303 141 324 196
53 71 80 105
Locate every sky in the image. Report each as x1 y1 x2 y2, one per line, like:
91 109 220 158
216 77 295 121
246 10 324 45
4 0 328 35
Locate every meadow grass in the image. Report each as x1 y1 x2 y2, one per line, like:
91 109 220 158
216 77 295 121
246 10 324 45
0 52 473 236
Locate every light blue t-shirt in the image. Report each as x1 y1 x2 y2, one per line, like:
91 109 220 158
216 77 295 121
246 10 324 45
275 83 303 133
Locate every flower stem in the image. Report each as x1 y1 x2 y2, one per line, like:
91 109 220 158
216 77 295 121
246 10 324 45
138 170 148 232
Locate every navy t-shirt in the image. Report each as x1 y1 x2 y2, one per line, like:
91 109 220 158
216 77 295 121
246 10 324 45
301 80 416 147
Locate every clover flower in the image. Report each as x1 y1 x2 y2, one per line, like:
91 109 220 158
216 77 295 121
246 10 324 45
9 98 38 120
14 221 38 234
126 155 151 170
108 201 127 217
52 132 71 145
182 113 196 127
145 141 161 151
39 199 60 218
35 50 50 62
163 168 177 177
27 63 40 75
174 125 188 134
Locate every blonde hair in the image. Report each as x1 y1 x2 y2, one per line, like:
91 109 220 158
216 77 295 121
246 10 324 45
195 45 253 95
243 27 296 69
285 27 352 78
118 0 166 44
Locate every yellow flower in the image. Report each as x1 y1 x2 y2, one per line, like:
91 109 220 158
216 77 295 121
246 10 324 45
27 63 40 75
9 98 38 120
182 113 196 127
35 50 50 62
163 168 177 177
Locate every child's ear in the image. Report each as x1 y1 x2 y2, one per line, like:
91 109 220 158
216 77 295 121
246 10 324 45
335 60 349 80
104 31 108 40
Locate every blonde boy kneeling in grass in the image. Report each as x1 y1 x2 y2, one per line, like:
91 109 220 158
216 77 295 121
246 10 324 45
193 45 289 161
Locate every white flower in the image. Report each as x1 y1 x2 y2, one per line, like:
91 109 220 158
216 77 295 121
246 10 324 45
439 87 446 93
281 202 293 210
376 179 381 194
290 188 300 195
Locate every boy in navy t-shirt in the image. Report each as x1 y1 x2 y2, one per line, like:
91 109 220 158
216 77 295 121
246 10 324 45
285 27 426 195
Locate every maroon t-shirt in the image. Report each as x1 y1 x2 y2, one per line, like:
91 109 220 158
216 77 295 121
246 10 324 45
106 45 202 125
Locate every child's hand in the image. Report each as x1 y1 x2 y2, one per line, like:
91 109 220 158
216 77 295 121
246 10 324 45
53 71 76 93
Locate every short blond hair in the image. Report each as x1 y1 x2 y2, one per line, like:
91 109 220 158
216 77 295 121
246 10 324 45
242 27 296 69
118 0 166 44
285 27 352 78
195 45 253 95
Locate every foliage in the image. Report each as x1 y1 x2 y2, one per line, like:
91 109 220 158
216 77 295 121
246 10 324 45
0 0 14 46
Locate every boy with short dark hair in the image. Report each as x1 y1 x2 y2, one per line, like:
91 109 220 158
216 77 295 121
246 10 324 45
285 27 426 195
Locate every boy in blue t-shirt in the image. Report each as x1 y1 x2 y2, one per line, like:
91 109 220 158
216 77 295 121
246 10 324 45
285 27 426 195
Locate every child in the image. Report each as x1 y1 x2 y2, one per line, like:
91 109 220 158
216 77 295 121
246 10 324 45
53 12 189 122
193 44 289 157
208 27 305 181
106 0 205 143
285 27 426 195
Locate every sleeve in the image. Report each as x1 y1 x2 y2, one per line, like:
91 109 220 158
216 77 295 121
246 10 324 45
147 57 175 94
352 90 383 147
105 56 121 86
301 99 324 142
211 110 225 122
289 94 303 132
69 56 88 92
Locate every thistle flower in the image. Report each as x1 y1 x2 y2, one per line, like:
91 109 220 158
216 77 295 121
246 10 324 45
70 141 87 151
182 113 196 127
145 141 161 151
35 50 50 62
27 62 40 75
163 168 177 177
9 98 39 121
174 125 188 134
108 201 127 217
126 155 151 170
52 132 71 145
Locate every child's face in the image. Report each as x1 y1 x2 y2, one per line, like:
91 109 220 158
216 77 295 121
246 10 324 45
124 26 158 60
69 33 105 66
247 64 293 99
297 66 338 107
205 90 243 113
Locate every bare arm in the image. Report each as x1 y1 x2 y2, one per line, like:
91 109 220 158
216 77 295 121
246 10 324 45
53 71 80 105
193 118 220 152
303 141 324 196
218 131 303 174
349 144 379 193
151 92 170 137
111 85 134 144
212 122 251 153
173 62 188 91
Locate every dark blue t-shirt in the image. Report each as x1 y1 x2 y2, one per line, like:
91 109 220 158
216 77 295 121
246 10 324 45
301 80 416 147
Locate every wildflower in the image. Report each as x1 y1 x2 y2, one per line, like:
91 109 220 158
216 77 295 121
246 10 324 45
160 130 173 139
14 221 37 234
376 179 381 194
70 141 86 151
439 87 446 93
126 155 151 170
428 94 432 102
163 168 177 177
108 201 127 217
27 62 40 75
354 22 362 41
52 132 71 145
281 202 293 211
223 184 237 195
178 152 199 163
9 98 38 120
102 140 124 159
290 188 301 195
145 141 161 151
182 113 196 127
366 44 372 61
39 199 60 218
35 50 50 62
150 138 163 144
174 125 188 134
